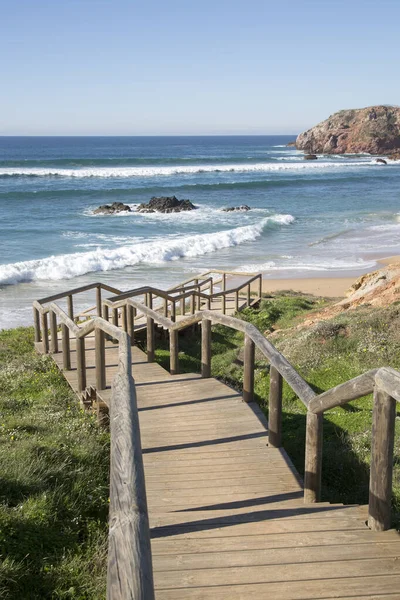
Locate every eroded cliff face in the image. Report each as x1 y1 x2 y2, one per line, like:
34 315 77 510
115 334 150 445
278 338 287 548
296 106 400 155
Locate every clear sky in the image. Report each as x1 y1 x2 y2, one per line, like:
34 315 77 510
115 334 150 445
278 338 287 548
1 0 399 135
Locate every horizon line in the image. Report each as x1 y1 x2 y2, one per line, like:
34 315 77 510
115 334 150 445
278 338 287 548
0 133 299 138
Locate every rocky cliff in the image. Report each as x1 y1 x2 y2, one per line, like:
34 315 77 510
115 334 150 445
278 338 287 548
296 105 400 155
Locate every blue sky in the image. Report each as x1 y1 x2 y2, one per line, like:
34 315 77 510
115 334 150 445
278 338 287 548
1 0 399 135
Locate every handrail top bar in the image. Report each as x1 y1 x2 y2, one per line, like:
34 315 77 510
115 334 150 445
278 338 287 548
110 278 214 303
167 270 261 289
308 369 379 415
374 366 400 403
49 302 126 342
105 273 262 306
37 282 123 305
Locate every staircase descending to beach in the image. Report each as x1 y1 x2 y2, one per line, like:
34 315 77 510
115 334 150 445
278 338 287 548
33 271 400 600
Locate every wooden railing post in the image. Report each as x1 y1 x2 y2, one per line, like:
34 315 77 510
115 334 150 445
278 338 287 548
258 275 262 301
112 308 119 328
103 304 109 323
164 298 168 317
268 366 282 447
222 294 226 314
171 301 176 322
243 334 255 402
222 273 226 291
76 337 86 392
247 283 251 307
304 411 323 503
127 305 135 345
170 329 179 375
122 306 128 332
96 285 102 317
49 310 58 354
235 290 239 312
190 293 195 314
201 318 211 378
147 317 155 362
181 296 185 316
62 324 71 370
67 294 74 321
95 327 106 390
368 387 396 531
40 311 49 354
33 306 41 342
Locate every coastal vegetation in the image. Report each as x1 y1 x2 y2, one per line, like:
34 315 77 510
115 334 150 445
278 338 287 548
0 328 108 599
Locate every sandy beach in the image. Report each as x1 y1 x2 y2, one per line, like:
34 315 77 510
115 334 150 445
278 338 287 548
260 255 400 298
262 276 354 298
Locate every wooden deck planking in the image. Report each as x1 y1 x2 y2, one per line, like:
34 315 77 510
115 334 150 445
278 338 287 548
44 334 400 599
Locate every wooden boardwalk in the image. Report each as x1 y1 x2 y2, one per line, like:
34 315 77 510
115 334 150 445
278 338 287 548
45 334 400 599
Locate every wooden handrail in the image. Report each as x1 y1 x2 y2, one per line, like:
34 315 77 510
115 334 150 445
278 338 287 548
41 304 154 599
37 282 123 305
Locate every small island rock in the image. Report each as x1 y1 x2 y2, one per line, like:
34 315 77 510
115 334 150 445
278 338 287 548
376 158 387 165
94 202 132 215
137 196 197 213
222 205 251 212
296 105 400 155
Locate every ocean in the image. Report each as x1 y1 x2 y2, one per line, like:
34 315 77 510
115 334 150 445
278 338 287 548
1 135 400 330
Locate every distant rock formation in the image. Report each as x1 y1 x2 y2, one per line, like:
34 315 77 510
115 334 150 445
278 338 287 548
94 202 131 215
296 105 400 155
137 196 196 213
222 205 251 212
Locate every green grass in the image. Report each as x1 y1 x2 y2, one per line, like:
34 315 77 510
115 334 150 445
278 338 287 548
154 293 400 526
0 328 109 599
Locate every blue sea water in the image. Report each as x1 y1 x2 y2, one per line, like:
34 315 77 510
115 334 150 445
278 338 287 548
1 135 400 328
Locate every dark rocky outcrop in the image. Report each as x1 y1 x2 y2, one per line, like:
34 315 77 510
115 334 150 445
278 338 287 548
94 202 131 215
296 105 400 155
136 196 196 213
304 154 318 160
376 158 387 165
222 205 251 212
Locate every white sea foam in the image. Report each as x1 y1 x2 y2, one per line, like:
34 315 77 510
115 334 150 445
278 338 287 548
0 160 382 179
0 215 294 285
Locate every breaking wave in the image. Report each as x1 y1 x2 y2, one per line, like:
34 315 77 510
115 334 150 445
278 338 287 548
0 160 381 179
0 214 294 285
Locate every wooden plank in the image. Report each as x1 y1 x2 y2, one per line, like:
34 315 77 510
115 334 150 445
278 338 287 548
154 557 400 589
152 542 400 571
151 529 400 555
155 575 400 599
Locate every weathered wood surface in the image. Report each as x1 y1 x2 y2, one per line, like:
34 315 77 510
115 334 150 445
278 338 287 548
42 335 400 599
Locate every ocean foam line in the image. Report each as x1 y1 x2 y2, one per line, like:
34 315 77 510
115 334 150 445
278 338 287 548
0 160 380 179
0 214 294 285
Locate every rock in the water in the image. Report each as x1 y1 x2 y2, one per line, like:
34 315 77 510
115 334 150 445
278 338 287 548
222 205 251 212
304 154 318 160
286 141 297 147
136 196 197 213
296 105 400 155
94 202 131 215
376 158 387 164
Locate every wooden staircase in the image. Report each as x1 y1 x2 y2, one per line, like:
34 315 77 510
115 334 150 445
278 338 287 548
48 335 400 599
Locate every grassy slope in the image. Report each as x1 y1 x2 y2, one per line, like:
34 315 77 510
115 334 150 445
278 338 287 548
0 328 108 600
155 293 400 525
